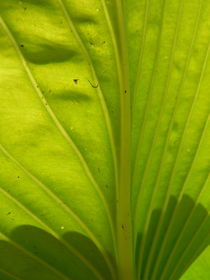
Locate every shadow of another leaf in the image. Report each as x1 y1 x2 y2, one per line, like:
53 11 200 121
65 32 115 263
136 195 210 280
52 90 92 103
0 226 113 280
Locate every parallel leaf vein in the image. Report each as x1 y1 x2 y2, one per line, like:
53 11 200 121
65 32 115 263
0 143 109 280
146 2 205 277
150 17 208 277
0 268 24 280
0 181 105 280
0 232 71 280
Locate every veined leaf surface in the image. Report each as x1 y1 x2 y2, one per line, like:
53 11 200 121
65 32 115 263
0 0 209 279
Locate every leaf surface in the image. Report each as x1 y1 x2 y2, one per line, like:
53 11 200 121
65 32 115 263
0 0 209 280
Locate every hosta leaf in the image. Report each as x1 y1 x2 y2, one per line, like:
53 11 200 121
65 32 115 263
0 0 209 280
181 246 210 280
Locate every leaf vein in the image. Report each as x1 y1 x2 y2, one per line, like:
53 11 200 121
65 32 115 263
0 184 106 280
145 2 205 276
0 143 109 280
150 23 209 279
135 1 185 278
0 268 24 280
0 232 71 280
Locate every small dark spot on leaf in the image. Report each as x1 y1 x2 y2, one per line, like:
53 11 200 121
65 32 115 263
17 176 20 179
73 79 79 84
124 90 127 94
102 41 106 44
88 79 98 88
20 44 24 48
121 224 125 230
7 212 11 215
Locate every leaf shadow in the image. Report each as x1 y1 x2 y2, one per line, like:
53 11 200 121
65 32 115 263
52 90 91 103
0 226 113 280
0 195 209 280
136 194 210 280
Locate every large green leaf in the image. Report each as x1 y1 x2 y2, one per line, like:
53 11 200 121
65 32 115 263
181 246 210 280
0 0 209 280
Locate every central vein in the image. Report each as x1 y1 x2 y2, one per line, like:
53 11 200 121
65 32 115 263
114 1 135 279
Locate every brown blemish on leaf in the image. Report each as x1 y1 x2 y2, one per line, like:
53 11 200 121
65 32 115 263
73 79 79 84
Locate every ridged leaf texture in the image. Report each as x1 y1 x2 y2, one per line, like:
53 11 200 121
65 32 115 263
0 0 209 280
